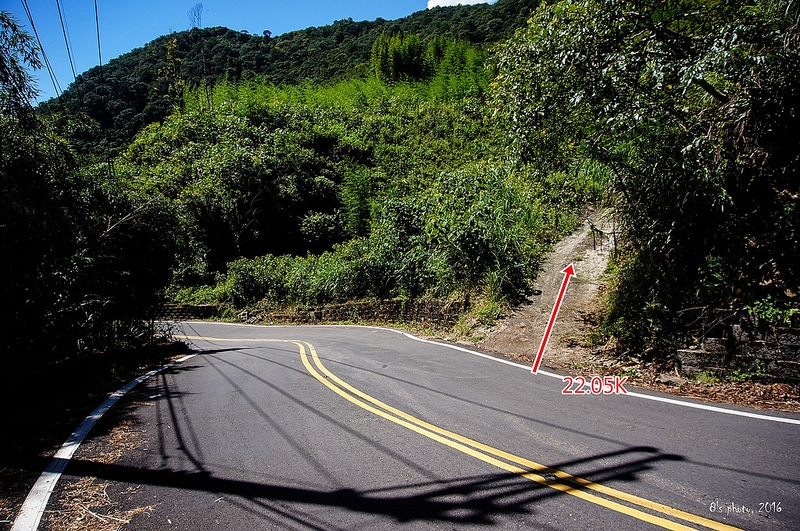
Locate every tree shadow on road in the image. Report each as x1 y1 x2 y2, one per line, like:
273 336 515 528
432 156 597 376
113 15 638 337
54 354 687 527
47 445 682 528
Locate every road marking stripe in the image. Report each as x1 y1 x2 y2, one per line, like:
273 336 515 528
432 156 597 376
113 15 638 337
294 340 742 531
178 332 746 529
179 327 800 426
293 342 693 530
364 327 800 426
300 341 740 531
11 354 196 531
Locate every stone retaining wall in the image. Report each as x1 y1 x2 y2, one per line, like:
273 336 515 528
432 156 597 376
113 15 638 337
160 303 220 320
160 299 465 328
677 312 800 382
258 299 465 327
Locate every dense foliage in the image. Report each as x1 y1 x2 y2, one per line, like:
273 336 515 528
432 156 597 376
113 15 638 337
492 0 800 355
1 16 177 365
1 109 178 364
0 12 41 114
5 1 561 365
114 73 593 309
7 0 794 369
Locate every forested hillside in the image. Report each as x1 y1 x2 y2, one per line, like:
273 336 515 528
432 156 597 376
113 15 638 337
2 0 798 380
40 0 536 155
4 0 559 366
109 46 598 312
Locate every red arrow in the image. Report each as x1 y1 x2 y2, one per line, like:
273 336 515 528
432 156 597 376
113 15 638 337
531 264 576 374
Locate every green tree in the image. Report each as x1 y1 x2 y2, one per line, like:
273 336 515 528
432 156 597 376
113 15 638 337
159 37 186 111
0 11 41 115
371 32 428 82
492 0 800 355
2 13 179 364
41 1 539 155
370 33 392 81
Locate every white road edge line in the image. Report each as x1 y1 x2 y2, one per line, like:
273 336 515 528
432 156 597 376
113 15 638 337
179 321 800 426
372 326 800 426
11 354 197 531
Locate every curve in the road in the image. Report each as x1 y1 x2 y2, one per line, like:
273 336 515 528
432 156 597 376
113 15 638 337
363 325 800 426
13 323 799 530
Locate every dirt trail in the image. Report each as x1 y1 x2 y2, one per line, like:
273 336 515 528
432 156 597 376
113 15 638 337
477 207 615 370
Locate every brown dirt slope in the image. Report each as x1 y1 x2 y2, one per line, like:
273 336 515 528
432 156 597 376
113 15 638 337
478 206 613 370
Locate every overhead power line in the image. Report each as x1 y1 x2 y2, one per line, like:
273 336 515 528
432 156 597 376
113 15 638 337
20 0 62 97
55 0 77 81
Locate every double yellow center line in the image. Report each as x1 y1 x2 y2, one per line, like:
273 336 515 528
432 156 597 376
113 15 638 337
184 335 742 530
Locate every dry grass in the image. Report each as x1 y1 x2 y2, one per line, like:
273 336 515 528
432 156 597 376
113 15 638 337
43 418 155 531
44 478 154 531
2 341 189 530
82 419 146 466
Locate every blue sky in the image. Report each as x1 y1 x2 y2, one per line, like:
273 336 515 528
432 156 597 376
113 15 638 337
3 0 496 102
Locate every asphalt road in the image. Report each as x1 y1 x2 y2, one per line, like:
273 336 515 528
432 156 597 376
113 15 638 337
45 322 800 530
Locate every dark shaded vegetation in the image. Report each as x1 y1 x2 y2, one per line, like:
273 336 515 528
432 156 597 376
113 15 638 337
1 23 177 367
1 110 179 365
3 1 560 368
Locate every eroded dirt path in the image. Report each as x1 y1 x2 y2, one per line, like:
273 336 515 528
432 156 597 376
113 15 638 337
475 210 800 412
477 207 614 371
